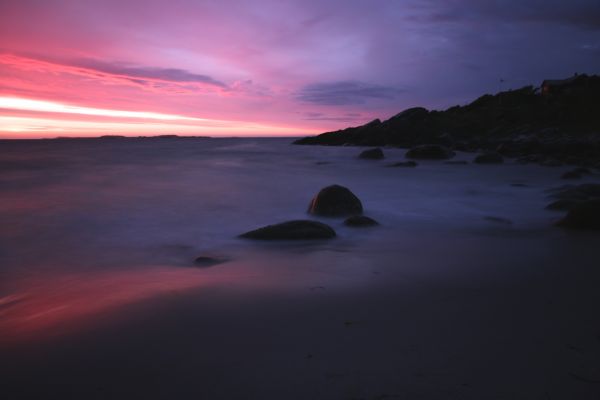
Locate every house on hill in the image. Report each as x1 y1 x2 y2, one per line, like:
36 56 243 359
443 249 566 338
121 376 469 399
541 74 587 95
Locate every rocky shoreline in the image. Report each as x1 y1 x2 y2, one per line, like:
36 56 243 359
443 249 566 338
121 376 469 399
294 74 600 168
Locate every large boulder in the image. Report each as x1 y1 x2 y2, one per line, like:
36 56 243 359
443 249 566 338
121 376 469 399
405 145 455 160
308 185 363 216
556 200 600 230
359 148 384 160
474 152 504 164
240 220 336 240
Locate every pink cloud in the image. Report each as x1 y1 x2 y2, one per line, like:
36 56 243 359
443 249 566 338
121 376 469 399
0 54 227 94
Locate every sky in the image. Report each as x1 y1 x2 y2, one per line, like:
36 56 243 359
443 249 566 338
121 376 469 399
0 0 599 138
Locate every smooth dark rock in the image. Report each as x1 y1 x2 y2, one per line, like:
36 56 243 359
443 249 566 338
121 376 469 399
474 152 504 164
561 170 582 179
405 145 455 160
308 185 363 216
540 159 564 167
548 184 600 202
545 199 579 211
239 220 336 240
344 215 379 227
359 148 384 160
388 161 417 167
557 199 600 230
573 167 592 175
484 216 513 225
560 167 590 180
194 255 229 267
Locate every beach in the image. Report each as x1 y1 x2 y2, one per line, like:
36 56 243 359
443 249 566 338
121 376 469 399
1 137 600 399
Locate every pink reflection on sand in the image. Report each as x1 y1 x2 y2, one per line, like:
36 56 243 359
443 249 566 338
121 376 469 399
0 267 209 343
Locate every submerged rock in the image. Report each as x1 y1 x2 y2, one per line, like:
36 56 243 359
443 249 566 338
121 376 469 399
308 185 363 216
548 183 600 201
344 215 379 227
388 161 418 167
483 216 513 225
239 220 336 240
562 170 583 179
561 167 592 180
557 200 600 230
545 199 580 211
540 159 564 167
474 152 504 164
405 145 455 160
194 255 229 267
359 148 384 160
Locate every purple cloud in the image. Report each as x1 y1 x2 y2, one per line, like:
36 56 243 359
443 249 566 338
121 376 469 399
296 81 404 105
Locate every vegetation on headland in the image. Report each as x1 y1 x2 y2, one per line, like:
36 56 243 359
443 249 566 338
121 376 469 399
294 74 600 166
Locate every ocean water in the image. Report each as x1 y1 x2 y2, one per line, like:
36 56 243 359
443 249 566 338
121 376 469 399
1 138 599 399
0 137 595 332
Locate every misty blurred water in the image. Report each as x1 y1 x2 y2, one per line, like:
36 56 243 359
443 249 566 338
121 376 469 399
0 137 595 339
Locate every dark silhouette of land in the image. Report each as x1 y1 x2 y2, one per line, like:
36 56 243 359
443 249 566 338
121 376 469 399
295 74 600 167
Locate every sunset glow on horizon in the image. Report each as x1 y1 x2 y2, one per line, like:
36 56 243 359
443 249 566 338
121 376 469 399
0 96 316 138
1 0 598 138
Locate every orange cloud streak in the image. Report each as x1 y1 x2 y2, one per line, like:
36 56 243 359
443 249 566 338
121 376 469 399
0 53 225 94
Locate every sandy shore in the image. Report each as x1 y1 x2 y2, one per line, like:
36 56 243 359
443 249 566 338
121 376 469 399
2 227 600 400
1 138 600 399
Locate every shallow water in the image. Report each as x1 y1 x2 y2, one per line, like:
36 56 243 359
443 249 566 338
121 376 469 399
0 137 595 334
1 138 599 399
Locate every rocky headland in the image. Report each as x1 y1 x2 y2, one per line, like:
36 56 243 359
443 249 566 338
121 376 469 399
294 74 600 168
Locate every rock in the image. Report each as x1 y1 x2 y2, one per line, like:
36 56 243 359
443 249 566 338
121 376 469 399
517 155 545 164
308 185 363 216
445 160 469 165
474 152 504 164
359 148 384 160
562 170 583 179
548 183 600 202
344 215 379 227
483 216 513 225
540 159 564 167
545 199 580 211
239 220 336 240
560 167 590 180
388 161 418 167
194 255 229 267
557 199 600 230
405 145 455 160
294 75 600 157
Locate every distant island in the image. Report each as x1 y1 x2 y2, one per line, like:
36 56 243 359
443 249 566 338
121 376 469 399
294 74 600 167
45 135 212 140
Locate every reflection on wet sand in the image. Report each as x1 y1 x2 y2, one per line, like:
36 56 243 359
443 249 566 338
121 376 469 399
0 267 210 342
